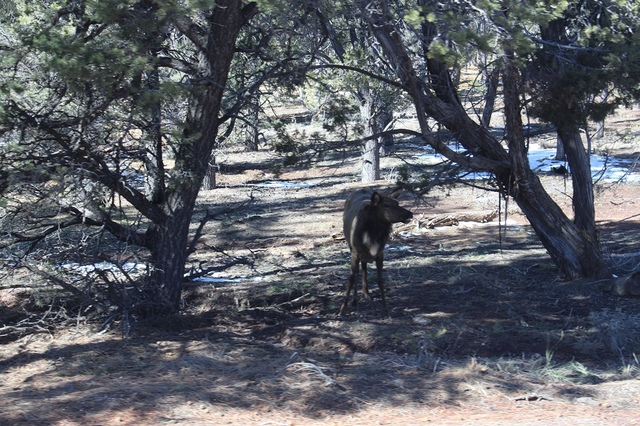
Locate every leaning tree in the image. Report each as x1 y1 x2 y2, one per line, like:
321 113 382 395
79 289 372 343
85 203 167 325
353 0 640 280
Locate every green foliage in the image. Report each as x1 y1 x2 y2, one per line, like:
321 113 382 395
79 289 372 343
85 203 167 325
427 39 459 68
321 96 360 135
271 121 307 167
396 163 432 194
525 0 640 127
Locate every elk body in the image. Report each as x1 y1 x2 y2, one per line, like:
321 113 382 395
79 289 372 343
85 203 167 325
339 189 413 316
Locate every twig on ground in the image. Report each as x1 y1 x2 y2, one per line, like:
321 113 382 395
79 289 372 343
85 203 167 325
277 361 336 386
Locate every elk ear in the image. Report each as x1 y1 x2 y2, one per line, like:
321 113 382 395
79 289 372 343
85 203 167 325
389 187 404 199
371 192 381 205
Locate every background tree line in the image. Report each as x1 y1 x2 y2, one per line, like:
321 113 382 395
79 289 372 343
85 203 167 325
1 0 639 319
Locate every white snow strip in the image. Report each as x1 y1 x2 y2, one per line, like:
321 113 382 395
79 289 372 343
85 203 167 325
192 275 265 283
60 262 146 273
251 180 317 189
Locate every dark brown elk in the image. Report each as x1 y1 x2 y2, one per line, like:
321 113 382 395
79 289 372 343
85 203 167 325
339 188 413 316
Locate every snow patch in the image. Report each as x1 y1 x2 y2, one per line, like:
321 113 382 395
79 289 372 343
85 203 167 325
418 144 640 183
60 262 146 273
192 274 265 284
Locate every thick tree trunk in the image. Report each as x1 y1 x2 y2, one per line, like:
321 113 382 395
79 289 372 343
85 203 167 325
555 134 567 161
361 138 380 182
504 170 608 279
146 200 195 314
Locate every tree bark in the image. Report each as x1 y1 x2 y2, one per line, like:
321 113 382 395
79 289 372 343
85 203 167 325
244 94 260 151
143 65 166 204
145 202 195 314
361 138 380 182
556 124 598 241
594 120 605 139
356 86 381 182
135 1 167 205
481 67 500 128
203 158 216 190
378 107 394 156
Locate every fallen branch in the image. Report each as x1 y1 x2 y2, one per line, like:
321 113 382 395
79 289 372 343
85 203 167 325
422 210 498 228
514 394 554 402
275 292 312 309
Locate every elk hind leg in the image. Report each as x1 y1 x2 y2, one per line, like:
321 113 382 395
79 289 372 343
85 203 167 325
375 256 388 316
361 261 371 299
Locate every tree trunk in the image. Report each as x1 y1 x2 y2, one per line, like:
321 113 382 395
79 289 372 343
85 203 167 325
502 58 608 279
361 138 380 182
203 158 216 190
503 169 608 279
378 108 394 156
555 134 566 161
356 86 381 182
244 94 260 151
146 200 195 314
594 120 605 139
143 0 256 314
141 20 166 204
481 67 500 128
556 124 599 241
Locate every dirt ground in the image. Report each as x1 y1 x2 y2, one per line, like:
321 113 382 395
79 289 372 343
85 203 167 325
2 114 640 425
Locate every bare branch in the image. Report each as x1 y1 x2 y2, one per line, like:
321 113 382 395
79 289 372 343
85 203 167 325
23 264 84 297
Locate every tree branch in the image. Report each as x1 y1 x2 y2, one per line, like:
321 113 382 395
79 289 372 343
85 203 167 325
10 217 85 255
171 15 207 53
64 205 149 248
157 56 197 75
307 63 403 88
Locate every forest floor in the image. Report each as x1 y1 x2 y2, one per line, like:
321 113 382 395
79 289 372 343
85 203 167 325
2 110 640 425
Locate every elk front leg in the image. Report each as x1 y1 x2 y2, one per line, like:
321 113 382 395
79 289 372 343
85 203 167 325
339 251 360 315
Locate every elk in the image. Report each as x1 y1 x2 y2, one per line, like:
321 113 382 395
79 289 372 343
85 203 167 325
339 188 413 316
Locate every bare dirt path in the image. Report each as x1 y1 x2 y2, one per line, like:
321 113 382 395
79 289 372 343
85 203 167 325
2 327 640 425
